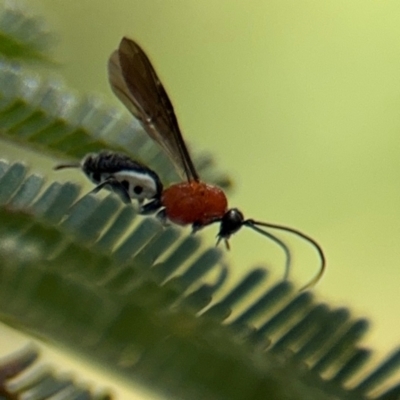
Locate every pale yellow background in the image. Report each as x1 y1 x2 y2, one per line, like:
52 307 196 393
2 0 400 394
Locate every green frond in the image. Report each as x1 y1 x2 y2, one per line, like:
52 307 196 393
0 4 54 64
0 160 399 400
0 64 231 189
0 3 398 400
0 346 111 399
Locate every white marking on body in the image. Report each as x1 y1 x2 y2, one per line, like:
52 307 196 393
112 170 158 200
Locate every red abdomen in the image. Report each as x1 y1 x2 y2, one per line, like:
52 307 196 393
162 181 228 226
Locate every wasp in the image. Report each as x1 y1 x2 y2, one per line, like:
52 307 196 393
56 37 325 289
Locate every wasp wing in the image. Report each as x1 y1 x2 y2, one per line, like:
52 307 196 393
108 37 199 182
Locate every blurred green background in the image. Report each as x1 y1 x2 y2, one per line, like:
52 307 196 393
16 0 399 364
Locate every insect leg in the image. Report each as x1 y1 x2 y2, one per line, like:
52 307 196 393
191 221 204 234
155 208 169 226
89 177 131 204
140 198 162 215
191 218 220 234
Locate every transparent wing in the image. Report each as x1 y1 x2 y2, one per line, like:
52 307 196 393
108 37 199 182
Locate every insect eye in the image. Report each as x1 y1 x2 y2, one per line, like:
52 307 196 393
133 185 143 194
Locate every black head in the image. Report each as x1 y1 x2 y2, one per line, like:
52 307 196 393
217 208 245 242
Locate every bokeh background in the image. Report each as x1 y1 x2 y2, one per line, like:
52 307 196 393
2 0 400 395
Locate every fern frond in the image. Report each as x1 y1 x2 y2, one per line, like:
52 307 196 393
0 159 399 400
0 345 111 399
0 4 54 64
0 4 397 399
0 65 231 189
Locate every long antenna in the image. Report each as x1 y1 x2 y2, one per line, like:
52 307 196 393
244 219 325 290
243 222 291 280
53 163 81 170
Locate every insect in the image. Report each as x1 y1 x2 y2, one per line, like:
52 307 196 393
57 37 326 289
